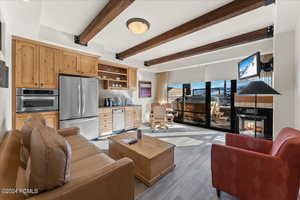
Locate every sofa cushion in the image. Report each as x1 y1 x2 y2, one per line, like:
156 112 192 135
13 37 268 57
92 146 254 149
20 113 46 150
70 153 114 180
71 145 102 163
25 125 71 193
65 135 95 150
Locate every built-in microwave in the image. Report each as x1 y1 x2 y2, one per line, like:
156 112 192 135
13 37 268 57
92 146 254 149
16 88 58 113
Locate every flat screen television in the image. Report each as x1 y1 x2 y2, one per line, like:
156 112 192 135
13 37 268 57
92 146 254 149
238 52 261 80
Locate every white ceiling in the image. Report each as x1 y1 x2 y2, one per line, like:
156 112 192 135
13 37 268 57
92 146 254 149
0 0 275 71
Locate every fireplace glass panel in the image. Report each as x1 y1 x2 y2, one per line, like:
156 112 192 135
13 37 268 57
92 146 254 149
239 117 265 138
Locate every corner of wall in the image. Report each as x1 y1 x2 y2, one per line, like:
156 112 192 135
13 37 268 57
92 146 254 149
294 16 300 130
0 16 13 140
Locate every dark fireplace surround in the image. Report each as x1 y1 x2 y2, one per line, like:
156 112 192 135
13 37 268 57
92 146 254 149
235 107 273 140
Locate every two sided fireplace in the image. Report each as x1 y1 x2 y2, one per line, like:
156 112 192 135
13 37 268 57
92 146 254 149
235 107 273 140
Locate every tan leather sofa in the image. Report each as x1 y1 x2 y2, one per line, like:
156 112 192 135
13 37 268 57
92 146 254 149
0 127 135 200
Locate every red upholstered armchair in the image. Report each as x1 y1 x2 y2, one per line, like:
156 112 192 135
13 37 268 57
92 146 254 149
211 128 300 200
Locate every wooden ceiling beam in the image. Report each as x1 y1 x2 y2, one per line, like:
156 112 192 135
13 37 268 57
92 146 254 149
75 0 134 46
144 26 274 66
116 0 274 60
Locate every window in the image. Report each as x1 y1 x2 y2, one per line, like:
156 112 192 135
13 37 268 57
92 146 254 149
210 80 232 130
166 80 236 131
167 84 183 111
182 82 207 125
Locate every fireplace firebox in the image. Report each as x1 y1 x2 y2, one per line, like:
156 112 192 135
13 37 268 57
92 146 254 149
235 107 273 140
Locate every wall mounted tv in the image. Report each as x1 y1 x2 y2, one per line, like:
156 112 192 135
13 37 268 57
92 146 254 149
238 52 261 80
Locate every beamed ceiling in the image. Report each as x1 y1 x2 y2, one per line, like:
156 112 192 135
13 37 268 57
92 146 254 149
1 0 275 71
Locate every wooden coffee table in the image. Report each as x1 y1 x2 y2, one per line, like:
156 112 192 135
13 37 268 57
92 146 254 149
108 132 175 186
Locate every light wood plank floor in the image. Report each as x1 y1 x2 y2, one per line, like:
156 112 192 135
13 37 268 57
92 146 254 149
94 123 300 200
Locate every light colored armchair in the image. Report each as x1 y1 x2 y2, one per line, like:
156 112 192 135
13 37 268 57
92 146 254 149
149 104 168 131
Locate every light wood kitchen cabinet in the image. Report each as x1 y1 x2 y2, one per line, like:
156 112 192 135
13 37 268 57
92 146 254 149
14 40 60 89
15 111 58 130
133 106 142 128
99 106 142 135
15 40 39 88
99 108 113 136
79 55 97 77
60 50 80 75
128 67 137 90
125 107 135 130
39 46 60 88
60 50 98 77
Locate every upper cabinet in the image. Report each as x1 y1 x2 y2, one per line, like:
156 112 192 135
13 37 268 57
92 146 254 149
128 67 137 90
14 39 61 89
60 50 98 77
79 55 97 76
39 45 60 88
60 50 80 75
13 37 99 89
14 40 39 88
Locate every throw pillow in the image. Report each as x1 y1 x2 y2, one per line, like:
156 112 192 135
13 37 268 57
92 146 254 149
25 125 71 193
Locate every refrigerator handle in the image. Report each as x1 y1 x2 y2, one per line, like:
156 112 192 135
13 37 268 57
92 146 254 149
78 84 81 115
82 84 86 114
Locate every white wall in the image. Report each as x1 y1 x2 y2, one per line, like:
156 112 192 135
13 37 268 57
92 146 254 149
273 31 295 136
295 17 300 129
272 0 300 137
168 66 205 83
167 58 240 84
132 69 157 123
0 11 13 140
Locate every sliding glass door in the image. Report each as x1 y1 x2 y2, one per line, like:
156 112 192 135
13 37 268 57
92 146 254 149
167 80 236 131
210 80 232 130
167 84 183 121
182 82 207 125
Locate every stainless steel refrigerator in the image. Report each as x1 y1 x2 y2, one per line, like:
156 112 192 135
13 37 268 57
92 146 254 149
59 75 99 140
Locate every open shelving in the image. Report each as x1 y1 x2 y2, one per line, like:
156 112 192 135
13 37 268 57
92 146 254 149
97 61 129 90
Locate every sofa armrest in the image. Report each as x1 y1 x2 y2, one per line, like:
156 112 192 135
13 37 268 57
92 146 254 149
211 144 286 199
57 127 79 137
225 133 273 154
27 158 134 200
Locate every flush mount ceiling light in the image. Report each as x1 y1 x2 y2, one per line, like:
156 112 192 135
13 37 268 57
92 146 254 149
126 18 150 34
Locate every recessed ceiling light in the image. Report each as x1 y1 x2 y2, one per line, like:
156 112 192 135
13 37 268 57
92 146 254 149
126 18 150 34
23 0 30 2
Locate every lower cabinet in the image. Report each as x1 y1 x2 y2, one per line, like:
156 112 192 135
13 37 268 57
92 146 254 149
99 108 113 136
15 111 58 130
134 106 142 128
99 106 142 136
125 107 135 130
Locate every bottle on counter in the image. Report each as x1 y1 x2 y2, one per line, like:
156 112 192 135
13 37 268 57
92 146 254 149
137 129 142 140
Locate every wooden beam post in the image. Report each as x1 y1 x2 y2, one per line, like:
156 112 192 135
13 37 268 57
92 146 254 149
144 26 273 66
75 0 134 46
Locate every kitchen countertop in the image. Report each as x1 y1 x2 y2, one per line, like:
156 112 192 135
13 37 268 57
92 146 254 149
99 105 142 109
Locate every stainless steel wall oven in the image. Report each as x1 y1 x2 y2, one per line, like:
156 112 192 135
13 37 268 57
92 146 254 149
16 88 58 113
